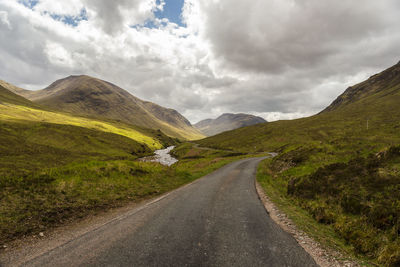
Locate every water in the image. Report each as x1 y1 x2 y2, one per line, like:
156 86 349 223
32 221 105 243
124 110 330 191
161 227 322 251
140 146 178 166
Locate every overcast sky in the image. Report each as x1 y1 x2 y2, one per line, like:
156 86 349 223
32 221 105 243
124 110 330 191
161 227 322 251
0 0 399 123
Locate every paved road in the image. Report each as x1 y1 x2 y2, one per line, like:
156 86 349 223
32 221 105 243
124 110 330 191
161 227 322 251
20 157 317 267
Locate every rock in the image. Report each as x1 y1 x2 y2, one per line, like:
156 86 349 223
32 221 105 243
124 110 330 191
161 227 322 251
39 232 44 237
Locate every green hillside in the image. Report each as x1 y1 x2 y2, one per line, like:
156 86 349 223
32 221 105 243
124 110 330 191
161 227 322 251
0 85 181 174
6 75 204 140
0 84 179 148
197 61 400 266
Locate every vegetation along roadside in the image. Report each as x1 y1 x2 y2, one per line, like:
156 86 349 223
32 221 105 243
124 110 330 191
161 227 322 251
0 142 254 246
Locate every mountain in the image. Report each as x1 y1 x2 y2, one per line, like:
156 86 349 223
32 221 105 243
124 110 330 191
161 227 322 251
7 75 204 140
322 60 400 112
194 113 267 136
0 83 176 151
198 61 400 152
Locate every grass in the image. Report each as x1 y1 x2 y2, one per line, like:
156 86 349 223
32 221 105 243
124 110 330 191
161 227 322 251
0 103 163 150
0 120 155 178
257 158 376 266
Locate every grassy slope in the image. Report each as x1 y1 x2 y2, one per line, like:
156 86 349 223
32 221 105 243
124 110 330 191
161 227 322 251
0 85 39 108
0 83 184 149
0 121 151 177
0 104 163 150
0 84 186 174
197 63 400 266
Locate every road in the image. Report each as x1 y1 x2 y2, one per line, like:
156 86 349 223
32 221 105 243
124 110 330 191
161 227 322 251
14 157 317 267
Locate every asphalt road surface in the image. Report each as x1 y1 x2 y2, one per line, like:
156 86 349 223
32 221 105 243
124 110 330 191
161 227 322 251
19 157 317 267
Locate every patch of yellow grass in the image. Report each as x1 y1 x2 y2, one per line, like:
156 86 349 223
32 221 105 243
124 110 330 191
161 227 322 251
0 103 162 149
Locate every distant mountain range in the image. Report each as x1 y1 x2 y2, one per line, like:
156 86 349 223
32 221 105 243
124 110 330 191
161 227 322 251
194 113 267 136
1 76 203 140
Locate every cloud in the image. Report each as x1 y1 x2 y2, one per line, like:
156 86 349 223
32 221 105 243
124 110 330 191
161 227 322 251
197 0 399 74
34 0 84 16
0 10 11 29
83 0 163 34
0 0 400 124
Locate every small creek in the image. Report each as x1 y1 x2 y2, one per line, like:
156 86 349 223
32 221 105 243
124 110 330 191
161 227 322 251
139 146 178 166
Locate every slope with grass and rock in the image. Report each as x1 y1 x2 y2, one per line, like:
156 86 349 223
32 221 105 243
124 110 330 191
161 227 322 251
3 75 204 140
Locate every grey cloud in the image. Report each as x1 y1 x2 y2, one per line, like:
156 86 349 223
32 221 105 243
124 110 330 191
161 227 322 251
202 0 399 75
0 10 11 29
0 6 59 86
1 0 400 124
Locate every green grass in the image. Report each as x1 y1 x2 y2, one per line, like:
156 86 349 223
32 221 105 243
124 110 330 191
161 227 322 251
0 103 163 149
0 120 156 178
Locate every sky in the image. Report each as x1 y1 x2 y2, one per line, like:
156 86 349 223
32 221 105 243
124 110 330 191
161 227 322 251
0 0 400 123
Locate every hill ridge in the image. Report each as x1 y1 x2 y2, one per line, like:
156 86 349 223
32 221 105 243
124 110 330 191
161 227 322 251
5 75 203 140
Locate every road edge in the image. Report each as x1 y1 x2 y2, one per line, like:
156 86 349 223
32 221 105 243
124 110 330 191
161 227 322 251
255 180 359 267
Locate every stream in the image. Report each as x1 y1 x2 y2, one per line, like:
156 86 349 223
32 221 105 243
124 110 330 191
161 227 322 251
139 146 178 166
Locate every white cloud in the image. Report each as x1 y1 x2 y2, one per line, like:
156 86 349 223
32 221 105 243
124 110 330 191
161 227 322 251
34 0 85 16
82 0 162 34
0 10 11 29
44 41 75 68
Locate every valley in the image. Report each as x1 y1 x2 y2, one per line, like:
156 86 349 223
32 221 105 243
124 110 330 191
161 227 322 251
1 62 400 266
2 1 400 267
0 80 256 259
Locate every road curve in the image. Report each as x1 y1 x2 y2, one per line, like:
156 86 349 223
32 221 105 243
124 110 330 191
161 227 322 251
17 157 317 267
